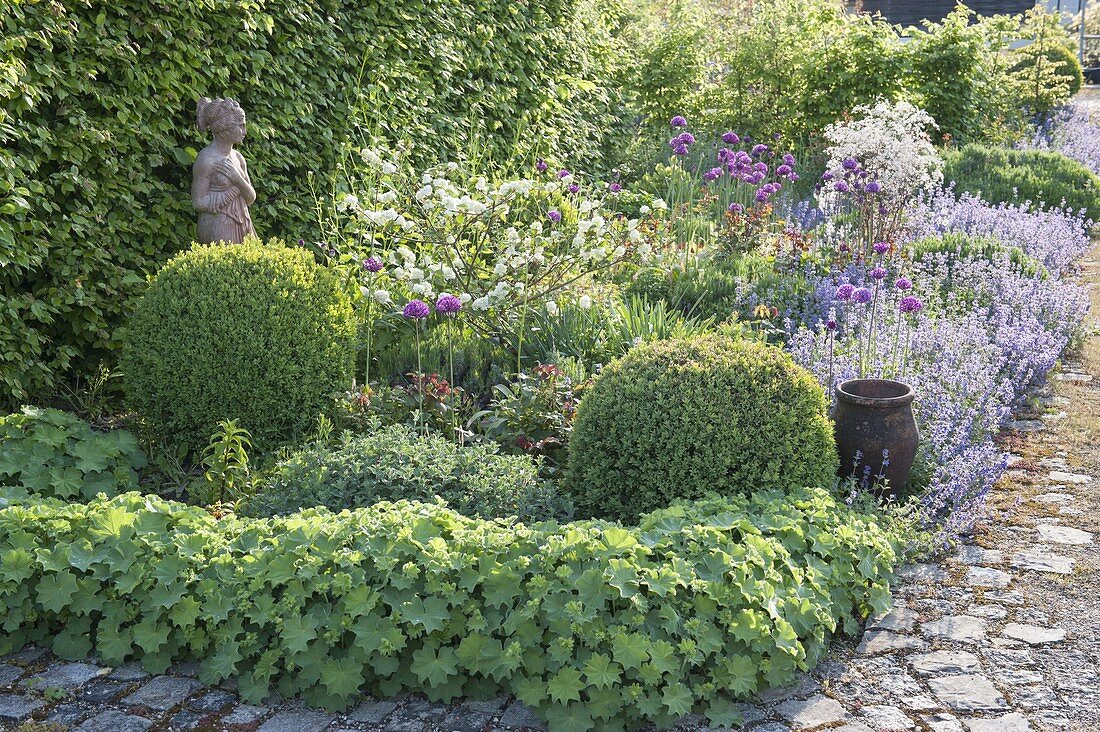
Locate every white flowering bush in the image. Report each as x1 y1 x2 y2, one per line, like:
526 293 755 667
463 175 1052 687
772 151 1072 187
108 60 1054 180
823 100 944 203
317 145 650 339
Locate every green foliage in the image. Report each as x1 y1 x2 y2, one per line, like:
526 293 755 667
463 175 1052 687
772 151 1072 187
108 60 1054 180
195 420 255 508
0 0 629 405
943 145 1100 219
242 426 569 523
121 240 356 458
565 335 838 523
0 407 146 501
373 324 508 397
1008 6 1081 119
0 485 897 726
1012 42 1084 99
470 365 589 470
909 233 1047 280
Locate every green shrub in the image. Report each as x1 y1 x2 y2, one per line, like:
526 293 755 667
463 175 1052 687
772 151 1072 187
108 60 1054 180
909 233 1048 280
0 486 896 727
0 407 146 501
565 335 838 523
1011 42 1084 98
121 241 356 458
243 427 568 523
0 0 629 405
943 144 1100 219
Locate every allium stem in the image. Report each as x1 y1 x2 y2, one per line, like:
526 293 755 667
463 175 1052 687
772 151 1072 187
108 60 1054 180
415 322 424 436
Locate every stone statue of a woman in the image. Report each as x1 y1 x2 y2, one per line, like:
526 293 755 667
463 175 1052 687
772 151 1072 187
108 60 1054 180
192 97 256 244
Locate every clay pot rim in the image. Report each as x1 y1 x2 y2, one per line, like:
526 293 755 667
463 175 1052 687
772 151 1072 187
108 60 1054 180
835 378 915 408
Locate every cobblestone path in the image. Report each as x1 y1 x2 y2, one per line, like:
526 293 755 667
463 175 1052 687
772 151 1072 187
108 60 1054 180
1 254 1097 732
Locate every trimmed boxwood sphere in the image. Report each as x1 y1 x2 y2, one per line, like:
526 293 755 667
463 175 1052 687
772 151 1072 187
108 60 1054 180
121 240 356 457
565 335 838 523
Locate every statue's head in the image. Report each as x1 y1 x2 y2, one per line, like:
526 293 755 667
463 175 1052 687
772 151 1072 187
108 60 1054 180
197 97 246 139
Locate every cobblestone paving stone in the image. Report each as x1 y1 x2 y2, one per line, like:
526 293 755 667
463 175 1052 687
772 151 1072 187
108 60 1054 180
2 181 1098 732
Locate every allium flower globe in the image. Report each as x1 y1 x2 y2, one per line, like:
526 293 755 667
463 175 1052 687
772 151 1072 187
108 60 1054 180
362 256 383 273
899 296 923 314
402 299 430 320
435 294 462 316
670 115 687 128
836 284 855 301
853 287 873 304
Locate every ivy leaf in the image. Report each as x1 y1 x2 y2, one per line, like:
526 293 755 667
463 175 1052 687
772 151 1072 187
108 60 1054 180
546 667 585 705
410 645 458 687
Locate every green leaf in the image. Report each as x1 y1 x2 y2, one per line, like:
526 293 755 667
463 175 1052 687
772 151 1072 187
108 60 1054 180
36 570 79 612
410 645 459 687
611 632 649 670
547 666 585 705
662 681 694 717
281 614 319 655
582 653 621 690
320 656 365 700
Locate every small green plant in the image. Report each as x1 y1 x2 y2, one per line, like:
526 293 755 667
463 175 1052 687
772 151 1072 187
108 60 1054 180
470 364 590 471
241 425 568 523
195 419 254 509
0 407 147 501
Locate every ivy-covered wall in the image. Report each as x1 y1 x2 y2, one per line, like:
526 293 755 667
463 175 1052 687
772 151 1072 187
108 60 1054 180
0 0 628 404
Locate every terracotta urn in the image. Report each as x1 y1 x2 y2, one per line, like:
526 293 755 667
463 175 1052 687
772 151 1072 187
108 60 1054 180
831 378 919 498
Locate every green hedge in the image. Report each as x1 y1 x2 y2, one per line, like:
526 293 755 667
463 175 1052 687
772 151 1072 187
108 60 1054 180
0 487 895 728
943 144 1100 219
0 0 627 405
121 241 356 458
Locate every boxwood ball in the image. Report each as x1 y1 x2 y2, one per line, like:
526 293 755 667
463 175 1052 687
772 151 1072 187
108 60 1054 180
121 240 356 457
565 335 839 523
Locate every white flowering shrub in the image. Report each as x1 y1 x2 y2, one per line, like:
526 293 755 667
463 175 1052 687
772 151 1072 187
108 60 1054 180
823 100 944 203
318 146 650 335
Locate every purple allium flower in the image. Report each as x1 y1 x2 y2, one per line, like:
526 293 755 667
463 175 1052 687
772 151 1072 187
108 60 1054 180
609 182 623 193
789 172 800 181
826 319 838 331
568 184 580 194
536 159 548 173
298 238 305 246
547 209 562 223
435 294 462 315
865 181 882 194
672 144 689 156
873 241 890 254
783 153 796 166
363 256 383 272
755 189 770 203
853 287 873 304
722 131 740 144
403 299 430 320
752 144 769 156
703 167 722 182
677 132 695 145
895 277 913 291
871 267 887 280
776 164 792 176
899 295 923 314
835 181 850 193
842 157 859 171
836 283 855 301
670 115 687 128
822 172 834 182
728 202 744 214
557 169 571 179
